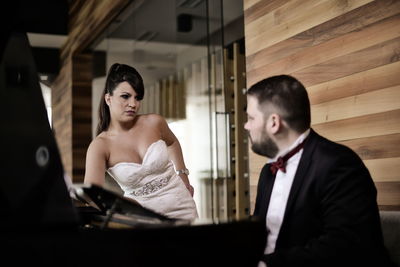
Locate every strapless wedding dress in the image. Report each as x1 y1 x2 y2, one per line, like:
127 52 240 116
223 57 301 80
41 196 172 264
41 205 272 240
107 140 198 220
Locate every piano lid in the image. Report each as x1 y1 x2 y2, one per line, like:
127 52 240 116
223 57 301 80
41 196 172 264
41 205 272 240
0 32 79 228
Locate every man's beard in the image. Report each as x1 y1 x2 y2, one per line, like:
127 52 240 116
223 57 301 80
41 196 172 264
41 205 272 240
250 130 279 158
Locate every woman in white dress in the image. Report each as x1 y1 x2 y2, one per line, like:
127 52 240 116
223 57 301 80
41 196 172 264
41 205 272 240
84 63 198 220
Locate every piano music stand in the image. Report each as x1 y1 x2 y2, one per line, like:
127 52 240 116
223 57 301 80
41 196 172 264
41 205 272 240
76 184 179 229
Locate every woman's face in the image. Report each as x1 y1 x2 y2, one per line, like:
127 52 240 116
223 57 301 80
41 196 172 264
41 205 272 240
105 81 141 122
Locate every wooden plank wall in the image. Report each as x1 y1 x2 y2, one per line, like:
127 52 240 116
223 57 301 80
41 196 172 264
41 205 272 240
52 0 130 182
72 53 92 181
244 0 400 211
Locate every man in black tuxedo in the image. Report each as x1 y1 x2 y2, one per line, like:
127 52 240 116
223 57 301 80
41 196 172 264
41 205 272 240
245 75 394 267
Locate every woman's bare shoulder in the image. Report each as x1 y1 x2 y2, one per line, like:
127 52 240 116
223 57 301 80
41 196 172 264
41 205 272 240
87 132 109 153
137 113 165 126
141 113 165 124
139 113 164 121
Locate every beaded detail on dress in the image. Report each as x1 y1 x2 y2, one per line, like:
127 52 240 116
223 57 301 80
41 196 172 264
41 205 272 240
132 176 170 196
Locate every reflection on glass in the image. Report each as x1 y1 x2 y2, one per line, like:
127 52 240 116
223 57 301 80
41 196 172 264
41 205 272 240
91 0 244 220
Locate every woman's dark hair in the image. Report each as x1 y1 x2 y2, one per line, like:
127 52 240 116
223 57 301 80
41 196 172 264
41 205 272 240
247 75 311 133
96 63 145 135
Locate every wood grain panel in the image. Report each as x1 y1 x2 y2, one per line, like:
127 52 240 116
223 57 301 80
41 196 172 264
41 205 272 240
245 0 400 210
311 85 400 124
376 182 400 207
246 0 372 57
71 53 92 183
312 110 400 142
247 14 400 86
246 0 321 41
379 205 400 211
339 134 400 160
243 0 262 10
248 146 267 185
68 0 86 26
307 61 400 105
364 157 400 182
61 0 130 60
246 0 400 73
292 36 400 87
226 42 252 219
250 184 257 214
72 147 89 164
244 0 287 24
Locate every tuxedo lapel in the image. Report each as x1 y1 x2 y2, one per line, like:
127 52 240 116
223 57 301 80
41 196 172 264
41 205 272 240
259 164 277 220
281 130 318 223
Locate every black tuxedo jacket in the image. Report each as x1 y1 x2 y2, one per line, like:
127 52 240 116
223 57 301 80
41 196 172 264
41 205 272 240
254 129 394 267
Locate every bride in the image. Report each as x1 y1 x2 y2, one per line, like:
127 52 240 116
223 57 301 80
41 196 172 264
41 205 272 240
84 63 198 220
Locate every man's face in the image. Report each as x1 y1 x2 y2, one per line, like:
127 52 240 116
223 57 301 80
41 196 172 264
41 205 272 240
244 95 278 158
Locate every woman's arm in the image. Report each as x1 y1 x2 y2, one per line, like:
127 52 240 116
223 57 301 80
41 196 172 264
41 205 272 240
167 139 194 196
84 138 107 186
155 114 194 196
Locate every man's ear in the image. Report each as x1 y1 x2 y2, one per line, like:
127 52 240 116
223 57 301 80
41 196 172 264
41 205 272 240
267 113 281 134
105 93 111 106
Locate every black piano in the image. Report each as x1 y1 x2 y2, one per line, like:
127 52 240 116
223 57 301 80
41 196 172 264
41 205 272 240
0 32 266 266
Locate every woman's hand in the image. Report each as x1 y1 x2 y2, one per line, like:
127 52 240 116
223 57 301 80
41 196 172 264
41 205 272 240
185 184 194 197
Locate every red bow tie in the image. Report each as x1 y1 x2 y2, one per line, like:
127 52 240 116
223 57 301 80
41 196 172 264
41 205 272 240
270 139 307 175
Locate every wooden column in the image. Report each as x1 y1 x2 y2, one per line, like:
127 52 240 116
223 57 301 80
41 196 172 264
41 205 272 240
72 53 92 182
52 0 131 182
223 46 236 220
223 41 250 221
233 42 250 219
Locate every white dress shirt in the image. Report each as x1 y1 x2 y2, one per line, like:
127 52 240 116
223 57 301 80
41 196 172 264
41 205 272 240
264 129 310 254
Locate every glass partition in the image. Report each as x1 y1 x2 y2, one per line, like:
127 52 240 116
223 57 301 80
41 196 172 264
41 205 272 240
92 0 246 221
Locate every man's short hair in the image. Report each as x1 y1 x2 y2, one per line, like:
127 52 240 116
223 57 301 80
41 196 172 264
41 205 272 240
247 75 311 133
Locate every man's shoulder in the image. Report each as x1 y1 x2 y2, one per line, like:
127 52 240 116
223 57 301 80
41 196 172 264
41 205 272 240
310 129 361 162
260 162 271 172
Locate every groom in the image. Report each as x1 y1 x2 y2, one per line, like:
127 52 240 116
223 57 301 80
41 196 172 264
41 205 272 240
244 75 394 267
